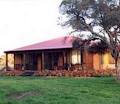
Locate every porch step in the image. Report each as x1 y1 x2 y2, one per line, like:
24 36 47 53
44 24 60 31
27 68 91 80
20 71 35 76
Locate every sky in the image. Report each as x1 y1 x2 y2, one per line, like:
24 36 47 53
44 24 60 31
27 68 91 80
0 0 70 55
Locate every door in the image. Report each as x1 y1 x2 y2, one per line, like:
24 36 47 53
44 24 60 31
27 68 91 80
44 52 52 70
26 53 37 70
44 52 60 70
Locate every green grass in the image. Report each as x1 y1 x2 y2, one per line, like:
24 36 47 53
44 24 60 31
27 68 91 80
0 77 120 104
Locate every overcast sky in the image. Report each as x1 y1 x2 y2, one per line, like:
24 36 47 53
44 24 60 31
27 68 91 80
0 0 70 55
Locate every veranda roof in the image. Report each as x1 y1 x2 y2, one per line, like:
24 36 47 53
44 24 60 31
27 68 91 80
5 36 75 53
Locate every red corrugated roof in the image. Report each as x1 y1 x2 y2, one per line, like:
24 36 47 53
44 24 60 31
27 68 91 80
5 36 75 52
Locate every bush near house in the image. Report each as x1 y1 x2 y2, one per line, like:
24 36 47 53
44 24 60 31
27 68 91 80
1 69 116 77
35 69 116 77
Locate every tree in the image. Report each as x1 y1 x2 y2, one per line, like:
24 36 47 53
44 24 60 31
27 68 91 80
59 0 120 79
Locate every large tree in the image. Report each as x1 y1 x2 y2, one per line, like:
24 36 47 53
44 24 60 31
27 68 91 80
59 0 120 79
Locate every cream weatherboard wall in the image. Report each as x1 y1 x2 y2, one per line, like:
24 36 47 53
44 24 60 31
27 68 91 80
71 49 81 64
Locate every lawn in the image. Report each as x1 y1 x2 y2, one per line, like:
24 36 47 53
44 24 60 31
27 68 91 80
0 77 120 104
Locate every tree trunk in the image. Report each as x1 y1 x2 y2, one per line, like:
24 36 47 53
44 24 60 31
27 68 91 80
81 51 83 70
115 58 120 80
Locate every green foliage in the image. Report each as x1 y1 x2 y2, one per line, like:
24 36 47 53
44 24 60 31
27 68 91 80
0 77 120 104
60 0 120 31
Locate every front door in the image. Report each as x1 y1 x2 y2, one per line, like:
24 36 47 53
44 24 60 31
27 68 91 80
44 52 52 69
26 53 37 70
44 52 60 70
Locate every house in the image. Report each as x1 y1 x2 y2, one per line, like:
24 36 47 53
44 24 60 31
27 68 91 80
4 36 115 73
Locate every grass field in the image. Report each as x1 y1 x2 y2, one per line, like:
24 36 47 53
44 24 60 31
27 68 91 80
0 77 120 104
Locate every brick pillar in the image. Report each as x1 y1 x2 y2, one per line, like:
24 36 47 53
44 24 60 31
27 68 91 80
41 51 44 70
6 53 8 70
23 53 27 70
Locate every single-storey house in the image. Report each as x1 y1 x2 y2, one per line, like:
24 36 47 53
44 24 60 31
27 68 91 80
5 36 115 72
